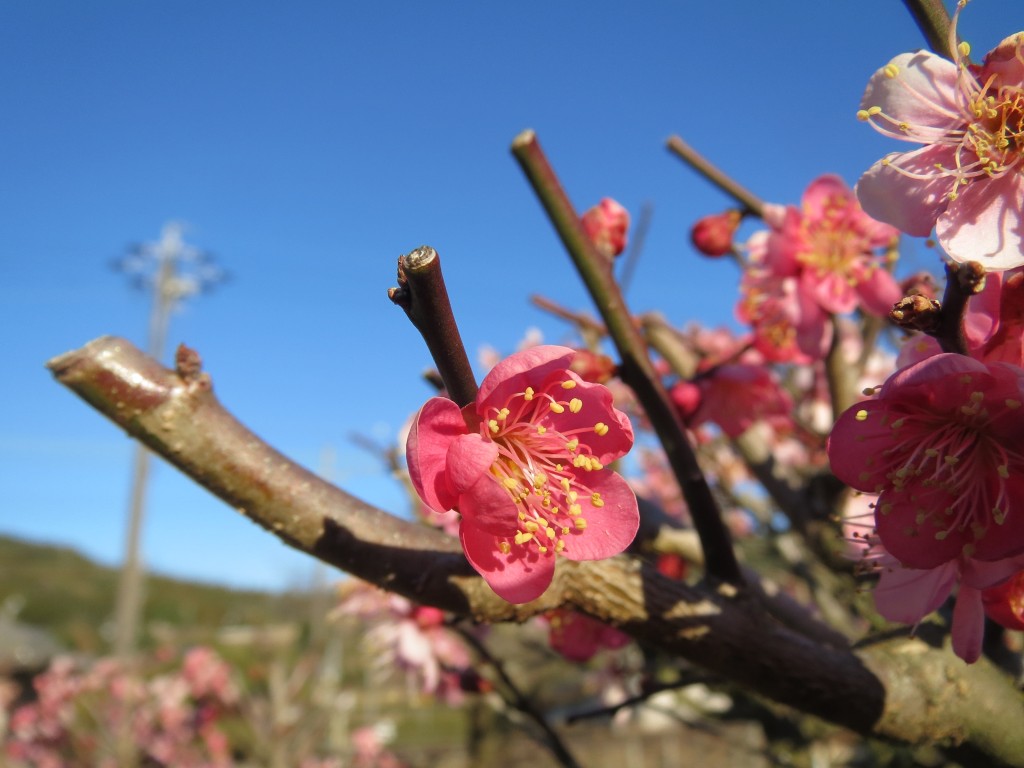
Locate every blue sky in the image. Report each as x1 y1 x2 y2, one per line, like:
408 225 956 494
1 1 1012 590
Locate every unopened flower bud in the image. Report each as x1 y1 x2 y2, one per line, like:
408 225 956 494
690 210 742 257
581 198 630 258
669 381 701 420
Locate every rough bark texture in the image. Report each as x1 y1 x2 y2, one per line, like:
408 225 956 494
48 336 1024 765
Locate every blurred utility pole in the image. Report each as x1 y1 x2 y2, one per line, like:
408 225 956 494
111 222 227 658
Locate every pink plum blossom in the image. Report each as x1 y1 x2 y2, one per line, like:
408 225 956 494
581 198 630 258
406 345 639 603
750 175 902 317
828 353 1024 572
856 9 1024 268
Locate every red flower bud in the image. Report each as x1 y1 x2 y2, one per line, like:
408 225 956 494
690 209 742 257
581 198 630 258
669 380 701 421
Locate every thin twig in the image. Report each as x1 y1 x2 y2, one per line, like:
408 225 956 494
666 136 765 218
454 625 583 768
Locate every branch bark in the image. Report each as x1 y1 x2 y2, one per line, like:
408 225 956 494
48 336 1024 765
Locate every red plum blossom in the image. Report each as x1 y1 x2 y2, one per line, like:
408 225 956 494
406 346 639 603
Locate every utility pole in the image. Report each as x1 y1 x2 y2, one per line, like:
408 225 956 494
111 222 226 657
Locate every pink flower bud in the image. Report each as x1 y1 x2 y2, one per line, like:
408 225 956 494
690 210 742 257
581 198 630 258
669 380 701 420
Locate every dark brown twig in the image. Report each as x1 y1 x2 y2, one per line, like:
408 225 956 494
388 246 478 407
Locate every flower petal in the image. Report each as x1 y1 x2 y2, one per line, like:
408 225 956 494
406 397 466 513
861 51 962 132
460 523 555 604
445 434 498 495
476 345 575 411
558 471 639 561
951 585 984 664
856 145 954 236
874 560 957 624
937 170 1024 270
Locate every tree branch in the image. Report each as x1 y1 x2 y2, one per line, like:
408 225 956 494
47 336 1024 765
901 0 955 60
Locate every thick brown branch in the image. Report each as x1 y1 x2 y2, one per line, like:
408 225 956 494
48 337 1024 764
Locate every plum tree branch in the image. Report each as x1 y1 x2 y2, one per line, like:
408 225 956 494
48 336 1024 765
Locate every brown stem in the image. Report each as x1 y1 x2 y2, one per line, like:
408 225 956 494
388 246 478 407
48 337 1024 764
936 260 985 355
511 130 744 586
666 136 765 218
901 0 955 60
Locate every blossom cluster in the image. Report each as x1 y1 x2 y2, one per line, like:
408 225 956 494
5 648 237 768
823 3 1024 663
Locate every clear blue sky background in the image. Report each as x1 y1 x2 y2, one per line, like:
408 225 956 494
1 1 1012 591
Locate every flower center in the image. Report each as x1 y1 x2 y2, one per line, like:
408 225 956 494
481 377 611 557
867 382 1023 552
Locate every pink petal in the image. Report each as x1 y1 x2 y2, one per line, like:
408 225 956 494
801 174 852 220
460 524 555 603
826 401 893 491
874 560 957 624
540 370 634 464
981 33 1024 84
856 145 955 236
458 469 520 535
861 50 962 131
855 266 903 317
937 171 1024 270
801 269 858 315
445 434 498 495
951 585 984 663
476 345 575 411
406 397 467 513
558 471 639 561
962 553 1024 589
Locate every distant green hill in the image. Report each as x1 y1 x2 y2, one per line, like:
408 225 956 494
0 534 316 653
